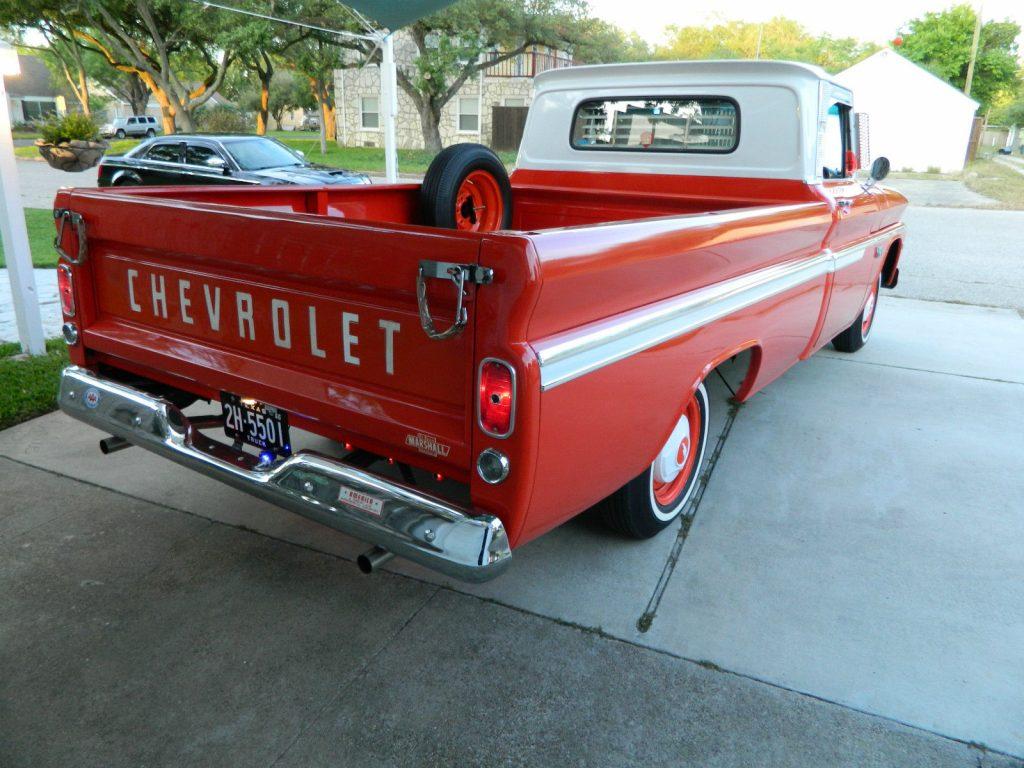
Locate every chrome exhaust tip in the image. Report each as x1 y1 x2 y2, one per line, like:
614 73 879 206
357 546 395 575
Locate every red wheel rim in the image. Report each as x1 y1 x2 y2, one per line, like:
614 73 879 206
861 276 880 338
454 170 504 232
652 393 702 507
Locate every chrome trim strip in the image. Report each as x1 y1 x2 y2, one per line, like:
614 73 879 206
58 367 511 582
536 228 903 391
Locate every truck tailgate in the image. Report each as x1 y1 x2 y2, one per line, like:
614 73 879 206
60 189 482 473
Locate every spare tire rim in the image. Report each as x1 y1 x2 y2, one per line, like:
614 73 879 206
651 391 703 508
455 170 504 231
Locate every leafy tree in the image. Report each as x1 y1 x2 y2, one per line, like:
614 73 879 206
655 16 877 73
898 5 1021 110
572 18 650 64
237 70 315 129
344 0 592 151
72 0 236 133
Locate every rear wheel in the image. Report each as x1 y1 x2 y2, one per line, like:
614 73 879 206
420 143 511 231
600 382 710 539
832 272 881 353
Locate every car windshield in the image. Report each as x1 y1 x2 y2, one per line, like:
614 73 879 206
222 138 304 171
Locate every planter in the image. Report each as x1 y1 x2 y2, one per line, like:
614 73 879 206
35 139 109 172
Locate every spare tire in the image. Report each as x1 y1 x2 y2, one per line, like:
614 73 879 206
421 143 512 231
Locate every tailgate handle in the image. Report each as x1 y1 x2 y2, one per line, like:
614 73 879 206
417 260 493 341
54 208 88 265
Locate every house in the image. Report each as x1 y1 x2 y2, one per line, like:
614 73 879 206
3 53 65 124
836 49 978 173
334 35 572 150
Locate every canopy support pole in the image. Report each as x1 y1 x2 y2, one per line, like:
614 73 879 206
0 73 45 355
381 32 399 183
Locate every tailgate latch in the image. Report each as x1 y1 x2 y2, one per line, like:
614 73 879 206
53 208 88 265
417 260 493 341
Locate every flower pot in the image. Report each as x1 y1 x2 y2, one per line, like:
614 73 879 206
35 139 109 172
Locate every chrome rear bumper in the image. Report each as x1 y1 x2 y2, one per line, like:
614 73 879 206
58 366 511 582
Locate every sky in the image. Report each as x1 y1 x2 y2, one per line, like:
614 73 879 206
587 0 1024 49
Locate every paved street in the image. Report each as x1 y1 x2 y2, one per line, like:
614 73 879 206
2 160 1024 764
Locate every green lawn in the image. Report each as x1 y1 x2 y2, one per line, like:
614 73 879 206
0 208 58 268
964 158 1024 210
15 136 516 174
0 339 69 431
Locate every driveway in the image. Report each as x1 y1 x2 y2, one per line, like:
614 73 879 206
3 181 1024 763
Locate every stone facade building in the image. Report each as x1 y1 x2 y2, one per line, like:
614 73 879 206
334 34 571 150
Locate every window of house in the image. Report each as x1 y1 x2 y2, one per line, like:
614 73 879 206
571 96 739 153
503 97 526 107
458 97 479 132
21 100 57 121
821 102 850 179
361 97 379 129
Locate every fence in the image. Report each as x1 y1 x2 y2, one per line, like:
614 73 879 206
490 106 530 151
484 51 573 78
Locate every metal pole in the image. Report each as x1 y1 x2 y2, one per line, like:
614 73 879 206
381 32 399 183
0 73 46 355
964 3 983 98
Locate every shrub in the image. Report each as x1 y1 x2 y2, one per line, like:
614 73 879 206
195 105 250 134
39 113 101 144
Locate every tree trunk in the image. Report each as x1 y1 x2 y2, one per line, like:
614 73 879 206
176 107 196 133
77 69 91 117
128 75 149 116
255 53 273 135
322 101 336 141
418 101 443 152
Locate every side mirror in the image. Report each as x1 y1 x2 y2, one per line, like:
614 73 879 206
295 150 305 159
869 156 890 183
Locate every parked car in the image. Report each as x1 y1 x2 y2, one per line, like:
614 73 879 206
54 61 905 582
101 115 160 139
96 135 370 187
299 114 321 131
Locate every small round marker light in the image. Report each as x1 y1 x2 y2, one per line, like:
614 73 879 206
476 448 510 485
61 322 79 346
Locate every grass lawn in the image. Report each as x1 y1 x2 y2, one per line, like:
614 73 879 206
15 136 516 174
963 159 1024 210
0 339 68 431
0 208 59 268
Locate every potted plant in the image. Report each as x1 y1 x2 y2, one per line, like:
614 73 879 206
35 113 109 172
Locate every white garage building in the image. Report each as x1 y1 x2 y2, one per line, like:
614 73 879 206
837 49 979 174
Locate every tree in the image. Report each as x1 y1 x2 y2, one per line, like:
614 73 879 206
571 18 650 64
73 0 235 133
238 70 315 130
898 5 1021 110
346 0 591 151
655 16 877 73
0 2 94 115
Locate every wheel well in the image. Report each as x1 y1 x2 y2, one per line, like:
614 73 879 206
704 345 761 403
882 239 902 288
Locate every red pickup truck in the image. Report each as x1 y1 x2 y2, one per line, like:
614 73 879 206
54 61 905 581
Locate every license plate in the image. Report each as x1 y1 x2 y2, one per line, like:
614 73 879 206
221 392 290 454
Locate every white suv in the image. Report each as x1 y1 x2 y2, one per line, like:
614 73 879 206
102 115 160 139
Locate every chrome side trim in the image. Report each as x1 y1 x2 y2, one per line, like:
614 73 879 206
535 228 903 391
58 367 511 582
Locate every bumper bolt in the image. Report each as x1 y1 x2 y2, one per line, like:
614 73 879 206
424 528 436 542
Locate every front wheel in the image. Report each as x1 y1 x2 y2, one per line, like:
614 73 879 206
599 382 710 539
832 272 881 353
146 128 155 137
115 129 126 139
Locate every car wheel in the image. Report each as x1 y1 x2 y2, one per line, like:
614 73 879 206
420 143 511 231
832 272 881 353
146 129 155 137
599 382 710 539
112 176 140 187
115 129 126 139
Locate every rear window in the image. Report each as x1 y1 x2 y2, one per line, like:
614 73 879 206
571 97 739 153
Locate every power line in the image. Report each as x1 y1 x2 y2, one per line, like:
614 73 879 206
186 0 380 41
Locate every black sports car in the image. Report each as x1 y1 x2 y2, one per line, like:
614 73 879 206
97 135 371 187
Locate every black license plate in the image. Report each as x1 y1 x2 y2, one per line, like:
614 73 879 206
221 392 290 454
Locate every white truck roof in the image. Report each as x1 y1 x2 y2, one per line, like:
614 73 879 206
518 60 853 183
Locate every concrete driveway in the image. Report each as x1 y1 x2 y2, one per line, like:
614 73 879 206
2 192 1024 764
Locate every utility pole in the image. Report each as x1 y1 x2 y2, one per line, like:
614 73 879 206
964 3 983 98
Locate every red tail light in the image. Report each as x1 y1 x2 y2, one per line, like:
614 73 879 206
478 359 515 438
57 263 75 317
845 149 859 174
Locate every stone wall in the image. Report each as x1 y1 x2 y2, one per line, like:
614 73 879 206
333 37 535 151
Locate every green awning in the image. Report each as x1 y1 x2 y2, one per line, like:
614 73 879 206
343 0 459 30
